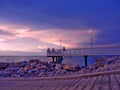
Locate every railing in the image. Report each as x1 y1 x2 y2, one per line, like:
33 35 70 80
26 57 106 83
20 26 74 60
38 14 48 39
47 45 120 56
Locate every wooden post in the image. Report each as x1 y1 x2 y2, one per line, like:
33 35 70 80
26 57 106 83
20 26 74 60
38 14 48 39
52 56 55 63
84 55 88 66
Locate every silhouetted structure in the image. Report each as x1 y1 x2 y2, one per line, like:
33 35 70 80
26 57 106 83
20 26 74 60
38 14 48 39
47 45 120 66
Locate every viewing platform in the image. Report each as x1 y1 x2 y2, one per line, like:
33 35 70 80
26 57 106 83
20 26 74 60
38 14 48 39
47 45 120 66
47 45 120 57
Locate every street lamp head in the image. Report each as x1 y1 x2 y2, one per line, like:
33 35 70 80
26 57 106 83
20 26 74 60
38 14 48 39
88 29 93 34
88 29 93 48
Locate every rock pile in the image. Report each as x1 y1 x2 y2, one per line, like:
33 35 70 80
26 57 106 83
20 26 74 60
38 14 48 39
0 59 80 78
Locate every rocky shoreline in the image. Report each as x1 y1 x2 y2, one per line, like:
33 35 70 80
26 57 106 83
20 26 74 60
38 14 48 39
0 56 119 78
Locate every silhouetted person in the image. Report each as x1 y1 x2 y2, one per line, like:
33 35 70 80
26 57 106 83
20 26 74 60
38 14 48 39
63 46 65 51
47 48 50 53
52 48 55 53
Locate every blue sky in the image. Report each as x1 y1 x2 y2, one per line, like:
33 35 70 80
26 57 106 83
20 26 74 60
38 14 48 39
0 0 120 55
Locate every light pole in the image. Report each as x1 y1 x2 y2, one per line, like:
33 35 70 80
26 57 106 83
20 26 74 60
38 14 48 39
60 39 61 50
91 32 93 49
88 30 93 49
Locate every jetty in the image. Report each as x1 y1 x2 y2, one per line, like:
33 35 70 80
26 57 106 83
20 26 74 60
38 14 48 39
47 44 120 66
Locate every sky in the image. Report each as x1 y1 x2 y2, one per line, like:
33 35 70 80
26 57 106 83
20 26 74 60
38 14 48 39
0 0 120 56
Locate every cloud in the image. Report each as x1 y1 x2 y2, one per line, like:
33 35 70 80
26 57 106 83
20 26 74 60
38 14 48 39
0 0 120 55
0 38 5 42
0 23 99 53
22 28 99 48
0 0 120 31
0 24 29 41
0 29 14 36
0 0 120 36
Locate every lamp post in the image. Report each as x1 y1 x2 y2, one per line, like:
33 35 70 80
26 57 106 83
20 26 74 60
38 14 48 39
91 32 93 49
60 39 61 50
88 30 93 49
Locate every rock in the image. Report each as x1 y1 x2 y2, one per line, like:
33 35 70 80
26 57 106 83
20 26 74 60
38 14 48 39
55 64 62 70
28 69 33 75
0 63 9 69
0 70 4 76
39 72 45 77
17 68 25 76
35 68 40 75
63 64 72 71
3 71 12 77
70 64 80 71
20 61 27 67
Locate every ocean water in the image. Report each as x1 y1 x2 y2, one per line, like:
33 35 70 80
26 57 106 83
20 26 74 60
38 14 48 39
63 56 95 66
0 56 52 62
0 56 95 67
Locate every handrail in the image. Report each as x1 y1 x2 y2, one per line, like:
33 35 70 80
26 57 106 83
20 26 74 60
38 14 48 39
47 45 120 56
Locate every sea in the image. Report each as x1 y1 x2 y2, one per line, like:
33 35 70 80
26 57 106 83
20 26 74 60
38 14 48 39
0 55 117 67
0 55 99 67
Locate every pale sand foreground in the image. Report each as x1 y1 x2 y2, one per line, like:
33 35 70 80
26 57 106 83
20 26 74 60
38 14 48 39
0 70 120 90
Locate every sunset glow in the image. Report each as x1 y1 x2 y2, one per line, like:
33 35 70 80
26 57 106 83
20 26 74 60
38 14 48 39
0 0 119 55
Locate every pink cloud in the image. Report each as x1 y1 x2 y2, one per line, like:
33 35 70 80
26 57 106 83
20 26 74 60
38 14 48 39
0 23 99 54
